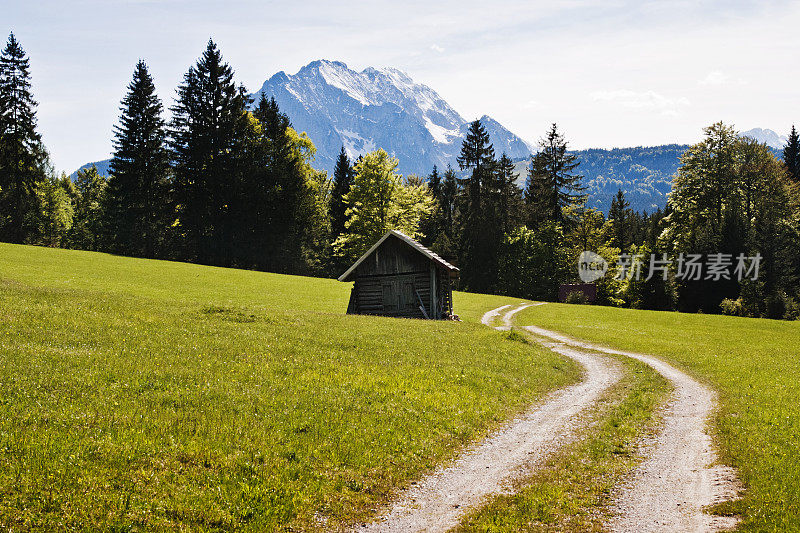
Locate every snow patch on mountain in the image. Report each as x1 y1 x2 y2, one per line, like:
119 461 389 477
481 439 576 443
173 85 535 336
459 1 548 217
424 117 460 144
340 129 377 157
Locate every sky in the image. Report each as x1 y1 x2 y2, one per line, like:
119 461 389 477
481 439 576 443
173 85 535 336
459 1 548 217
3 0 800 173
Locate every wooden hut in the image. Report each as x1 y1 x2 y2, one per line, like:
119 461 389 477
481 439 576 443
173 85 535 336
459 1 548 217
338 230 459 319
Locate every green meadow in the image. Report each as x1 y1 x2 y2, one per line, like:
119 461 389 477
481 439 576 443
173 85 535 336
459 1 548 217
3 243 798 531
516 303 800 531
0 243 577 531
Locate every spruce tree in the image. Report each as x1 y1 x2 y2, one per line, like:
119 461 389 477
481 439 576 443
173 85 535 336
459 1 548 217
0 33 47 243
457 120 495 215
609 188 630 250
108 60 171 257
440 165 458 239
525 123 585 226
456 119 498 292
428 164 441 201
495 153 524 236
419 165 441 247
252 94 313 273
170 39 249 265
784 125 800 183
330 146 353 239
427 164 459 261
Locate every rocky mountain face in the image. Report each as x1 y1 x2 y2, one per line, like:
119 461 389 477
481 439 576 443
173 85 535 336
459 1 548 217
253 60 533 175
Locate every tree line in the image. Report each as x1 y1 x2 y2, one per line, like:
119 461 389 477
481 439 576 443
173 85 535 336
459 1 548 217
2 33 799 319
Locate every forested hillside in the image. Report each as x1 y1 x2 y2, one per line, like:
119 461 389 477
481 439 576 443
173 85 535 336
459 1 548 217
513 144 785 213
78 147 682 214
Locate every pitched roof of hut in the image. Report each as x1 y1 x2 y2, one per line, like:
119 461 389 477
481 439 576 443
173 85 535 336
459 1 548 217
337 230 459 282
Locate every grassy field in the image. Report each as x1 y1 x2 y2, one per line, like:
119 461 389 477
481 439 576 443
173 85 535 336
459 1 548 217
0 244 578 530
515 303 800 531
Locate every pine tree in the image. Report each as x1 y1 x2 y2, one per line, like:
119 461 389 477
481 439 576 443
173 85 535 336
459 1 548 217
428 165 441 201
419 165 441 247
456 119 498 292
108 60 171 257
525 123 585 226
330 146 353 239
0 33 47 243
170 39 250 265
427 164 459 261
251 94 315 273
784 125 800 183
495 153 524 236
609 188 630 249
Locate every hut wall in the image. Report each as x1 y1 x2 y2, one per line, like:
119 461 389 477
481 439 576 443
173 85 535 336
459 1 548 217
344 235 456 319
350 238 441 318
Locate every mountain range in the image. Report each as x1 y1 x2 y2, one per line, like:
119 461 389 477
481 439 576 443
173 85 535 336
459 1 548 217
253 60 533 174
73 60 791 214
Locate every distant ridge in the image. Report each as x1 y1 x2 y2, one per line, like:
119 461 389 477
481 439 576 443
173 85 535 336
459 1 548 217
69 159 112 179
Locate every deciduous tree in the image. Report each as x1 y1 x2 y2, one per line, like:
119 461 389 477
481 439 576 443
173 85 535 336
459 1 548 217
335 149 432 261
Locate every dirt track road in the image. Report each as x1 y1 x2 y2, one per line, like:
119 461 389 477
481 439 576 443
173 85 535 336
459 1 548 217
356 305 620 532
356 303 740 532
523 324 741 532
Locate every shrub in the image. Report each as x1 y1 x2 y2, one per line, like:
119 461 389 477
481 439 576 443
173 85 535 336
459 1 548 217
565 291 589 305
720 298 744 317
783 296 800 321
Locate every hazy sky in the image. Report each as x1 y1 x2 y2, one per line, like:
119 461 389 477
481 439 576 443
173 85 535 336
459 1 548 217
4 0 800 172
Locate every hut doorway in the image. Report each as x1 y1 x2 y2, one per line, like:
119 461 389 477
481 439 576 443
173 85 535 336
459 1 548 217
381 275 416 315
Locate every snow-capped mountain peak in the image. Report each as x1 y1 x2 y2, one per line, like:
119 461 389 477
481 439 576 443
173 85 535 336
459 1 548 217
741 128 788 149
254 60 532 174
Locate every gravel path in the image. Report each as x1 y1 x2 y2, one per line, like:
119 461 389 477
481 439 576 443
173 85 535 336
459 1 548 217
355 305 621 532
523 325 741 532
479 304 512 326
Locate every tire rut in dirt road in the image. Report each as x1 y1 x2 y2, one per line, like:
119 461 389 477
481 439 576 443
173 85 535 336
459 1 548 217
354 305 620 533
480 304 512 326
522 325 741 533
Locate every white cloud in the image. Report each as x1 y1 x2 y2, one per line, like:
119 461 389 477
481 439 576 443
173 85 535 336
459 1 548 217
523 99 542 110
591 89 690 116
699 70 729 85
699 70 747 86
430 44 445 53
